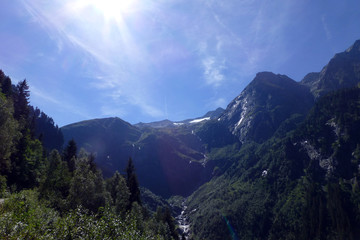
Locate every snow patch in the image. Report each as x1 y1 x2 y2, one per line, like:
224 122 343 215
234 98 248 130
189 117 210 124
173 122 184 126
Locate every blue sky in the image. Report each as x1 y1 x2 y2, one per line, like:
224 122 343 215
0 0 360 127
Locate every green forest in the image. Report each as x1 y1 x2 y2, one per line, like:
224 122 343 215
0 70 180 239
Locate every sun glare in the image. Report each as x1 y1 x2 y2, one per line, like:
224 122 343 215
89 0 136 20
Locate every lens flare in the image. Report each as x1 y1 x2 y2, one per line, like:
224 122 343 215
222 214 239 240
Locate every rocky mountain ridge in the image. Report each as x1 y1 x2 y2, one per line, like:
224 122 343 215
219 72 314 143
301 39 360 98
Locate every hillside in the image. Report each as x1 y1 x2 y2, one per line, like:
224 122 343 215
185 86 360 239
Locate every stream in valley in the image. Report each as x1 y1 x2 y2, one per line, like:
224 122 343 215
175 200 190 239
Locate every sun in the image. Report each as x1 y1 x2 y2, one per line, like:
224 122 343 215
88 0 136 20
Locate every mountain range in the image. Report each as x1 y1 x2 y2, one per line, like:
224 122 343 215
61 39 360 239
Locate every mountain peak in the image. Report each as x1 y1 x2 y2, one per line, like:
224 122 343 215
252 72 295 87
202 107 224 119
301 39 360 98
345 39 360 53
221 72 313 143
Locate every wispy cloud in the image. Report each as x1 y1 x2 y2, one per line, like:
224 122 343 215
321 15 332 40
30 86 61 105
202 57 226 87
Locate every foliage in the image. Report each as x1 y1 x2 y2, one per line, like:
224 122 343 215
67 152 109 213
155 206 179 240
0 190 166 239
39 150 71 211
0 175 7 197
0 92 18 175
106 170 130 216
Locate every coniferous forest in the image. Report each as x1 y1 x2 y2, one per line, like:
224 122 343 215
1 39 360 240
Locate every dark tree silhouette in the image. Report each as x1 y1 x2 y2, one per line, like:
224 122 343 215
63 139 77 172
125 157 141 208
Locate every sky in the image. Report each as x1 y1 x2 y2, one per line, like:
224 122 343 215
0 0 360 127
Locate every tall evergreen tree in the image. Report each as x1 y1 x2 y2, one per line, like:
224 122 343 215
125 157 141 209
63 139 77 172
13 79 30 126
8 80 46 189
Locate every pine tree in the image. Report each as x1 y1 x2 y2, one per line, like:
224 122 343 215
125 157 141 209
13 79 30 126
63 139 77 172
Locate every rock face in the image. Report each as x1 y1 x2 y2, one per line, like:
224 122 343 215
301 39 360 98
220 72 314 143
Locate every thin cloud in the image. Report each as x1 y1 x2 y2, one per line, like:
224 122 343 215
321 15 332 40
202 57 226 88
30 86 61 105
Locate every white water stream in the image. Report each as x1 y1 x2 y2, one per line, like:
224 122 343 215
176 200 190 239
